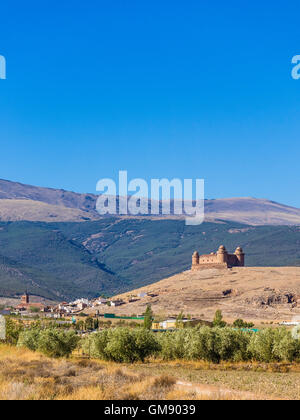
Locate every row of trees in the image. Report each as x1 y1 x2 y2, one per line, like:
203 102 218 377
82 325 300 364
17 328 79 358
3 319 300 363
3 308 299 363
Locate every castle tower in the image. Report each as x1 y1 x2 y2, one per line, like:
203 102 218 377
192 251 199 269
235 247 245 266
217 245 227 264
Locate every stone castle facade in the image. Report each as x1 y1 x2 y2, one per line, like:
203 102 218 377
192 245 245 270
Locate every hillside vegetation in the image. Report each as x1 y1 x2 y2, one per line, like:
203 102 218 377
0 222 118 300
0 219 300 299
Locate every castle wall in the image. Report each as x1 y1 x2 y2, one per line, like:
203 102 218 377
199 254 218 264
235 253 245 266
192 246 245 270
226 254 239 267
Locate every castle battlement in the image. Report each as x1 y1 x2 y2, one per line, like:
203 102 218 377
192 245 245 270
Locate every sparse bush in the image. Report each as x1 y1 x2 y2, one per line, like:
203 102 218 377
152 375 176 389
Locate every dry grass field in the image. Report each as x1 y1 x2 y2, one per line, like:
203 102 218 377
87 267 300 322
1 345 300 400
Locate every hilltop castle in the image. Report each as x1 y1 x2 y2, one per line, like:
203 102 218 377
192 245 245 270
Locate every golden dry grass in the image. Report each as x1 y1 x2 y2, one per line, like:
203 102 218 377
1 345 300 400
0 345 186 400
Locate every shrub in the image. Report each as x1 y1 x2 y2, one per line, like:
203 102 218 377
157 326 252 363
132 328 161 362
82 329 110 359
233 319 255 329
37 329 79 358
158 329 190 360
215 327 251 362
18 328 41 351
248 328 300 362
186 326 222 363
272 328 300 362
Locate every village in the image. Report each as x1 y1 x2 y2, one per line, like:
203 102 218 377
2 246 300 330
0 291 181 329
0 288 213 332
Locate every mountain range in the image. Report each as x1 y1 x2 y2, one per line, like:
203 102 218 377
0 178 300 225
0 179 299 301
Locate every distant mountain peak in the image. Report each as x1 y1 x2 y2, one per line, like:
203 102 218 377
0 179 299 225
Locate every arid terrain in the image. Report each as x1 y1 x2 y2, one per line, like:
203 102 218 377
88 267 300 322
1 345 300 400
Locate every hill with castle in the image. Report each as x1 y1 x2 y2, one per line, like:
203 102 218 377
86 245 300 323
0 180 299 302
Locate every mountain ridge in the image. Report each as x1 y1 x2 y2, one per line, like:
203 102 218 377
0 179 300 225
0 218 299 300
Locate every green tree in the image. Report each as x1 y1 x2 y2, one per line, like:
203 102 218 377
83 327 160 362
248 328 300 362
4 318 24 345
233 319 255 329
143 305 153 330
37 329 79 358
213 310 226 328
82 329 110 359
85 317 94 331
18 328 41 351
176 311 185 329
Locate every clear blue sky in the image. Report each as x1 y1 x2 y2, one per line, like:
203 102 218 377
0 1 300 206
